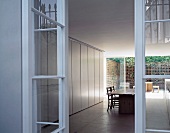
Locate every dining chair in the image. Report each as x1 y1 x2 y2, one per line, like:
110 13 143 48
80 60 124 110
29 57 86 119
106 86 119 111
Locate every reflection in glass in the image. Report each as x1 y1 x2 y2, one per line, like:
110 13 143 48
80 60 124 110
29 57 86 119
145 0 170 21
145 22 170 44
34 14 58 29
146 78 170 130
33 79 59 133
34 0 57 21
34 31 57 75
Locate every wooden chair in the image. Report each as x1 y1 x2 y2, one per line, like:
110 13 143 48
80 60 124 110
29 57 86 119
106 86 119 111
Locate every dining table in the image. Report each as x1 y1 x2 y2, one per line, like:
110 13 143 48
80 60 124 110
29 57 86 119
108 89 135 114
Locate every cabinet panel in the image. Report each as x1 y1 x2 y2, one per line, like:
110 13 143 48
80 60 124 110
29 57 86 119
72 42 81 113
81 45 89 109
100 52 104 102
88 47 95 106
95 50 100 104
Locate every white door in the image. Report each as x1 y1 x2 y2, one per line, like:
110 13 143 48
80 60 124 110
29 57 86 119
135 0 170 133
22 0 69 133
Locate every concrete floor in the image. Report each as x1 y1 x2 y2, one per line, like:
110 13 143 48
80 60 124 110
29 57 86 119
146 91 170 131
41 91 170 133
69 98 134 133
70 91 170 133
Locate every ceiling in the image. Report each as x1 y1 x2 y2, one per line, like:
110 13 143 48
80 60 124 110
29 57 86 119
68 0 170 57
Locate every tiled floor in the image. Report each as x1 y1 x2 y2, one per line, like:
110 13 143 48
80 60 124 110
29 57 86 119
69 98 134 133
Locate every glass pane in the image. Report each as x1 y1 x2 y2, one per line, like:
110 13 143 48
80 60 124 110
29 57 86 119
145 0 170 21
34 31 58 75
34 14 58 76
34 0 57 21
34 14 57 29
37 125 58 133
145 22 170 44
126 57 135 89
146 60 170 75
146 78 170 131
33 79 59 133
106 58 126 90
145 21 170 75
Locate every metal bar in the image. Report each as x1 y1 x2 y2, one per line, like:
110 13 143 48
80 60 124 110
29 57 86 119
146 129 170 132
51 127 65 133
144 75 170 79
156 0 158 43
149 5 152 43
32 75 65 79
145 19 170 23
162 0 165 43
31 7 64 28
34 28 57 32
36 122 59 125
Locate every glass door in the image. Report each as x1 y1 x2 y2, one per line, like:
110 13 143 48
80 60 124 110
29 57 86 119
135 0 170 133
22 0 68 133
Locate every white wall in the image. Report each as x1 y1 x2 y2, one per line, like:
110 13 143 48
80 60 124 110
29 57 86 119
0 1 22 132
69 38 104 114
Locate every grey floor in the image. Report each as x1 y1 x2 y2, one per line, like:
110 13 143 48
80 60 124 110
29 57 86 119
41 91 170 133
146 91 170 131
69 98 134 133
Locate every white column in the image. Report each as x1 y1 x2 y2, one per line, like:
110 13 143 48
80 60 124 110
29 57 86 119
135 0 146 133
63 0 69 132
22 0 33 133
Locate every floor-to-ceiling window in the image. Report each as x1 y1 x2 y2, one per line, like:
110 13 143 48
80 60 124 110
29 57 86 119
106 57 126 90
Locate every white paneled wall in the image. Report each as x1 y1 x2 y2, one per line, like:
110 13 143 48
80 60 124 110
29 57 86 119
94 50 100 104
71 41 81 113
69 38 104 115
81 45 89 110
88 47 95 107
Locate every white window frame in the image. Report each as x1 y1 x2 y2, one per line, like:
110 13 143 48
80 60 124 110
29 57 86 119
22 0 69 133
135 0 170 132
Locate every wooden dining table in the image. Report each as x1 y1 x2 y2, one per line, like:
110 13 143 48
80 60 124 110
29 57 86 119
108 89 135 114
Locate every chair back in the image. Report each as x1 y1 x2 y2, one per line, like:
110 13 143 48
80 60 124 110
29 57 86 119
106 86 114 94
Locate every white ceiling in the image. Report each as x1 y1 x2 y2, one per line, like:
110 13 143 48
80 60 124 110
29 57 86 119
69 0 170 57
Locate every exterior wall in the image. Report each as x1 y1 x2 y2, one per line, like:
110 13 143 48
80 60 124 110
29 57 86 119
0 1 22 133
106 60 120 88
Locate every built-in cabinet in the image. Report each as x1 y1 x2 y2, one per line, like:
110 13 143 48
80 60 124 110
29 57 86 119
100 52 104 102
71 41 81 114
88 47 95 107
94 50 100 104
69 38 104 115
81 45 89 110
